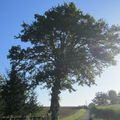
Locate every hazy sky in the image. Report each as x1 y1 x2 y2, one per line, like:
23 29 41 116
1 0 120 106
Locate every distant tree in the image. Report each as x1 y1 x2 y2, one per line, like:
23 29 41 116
88 103 95 109
108 90 118 104
92 92 109 105
8 2 120 120
118 92 120 96
1 65 28 116
117 92 120 104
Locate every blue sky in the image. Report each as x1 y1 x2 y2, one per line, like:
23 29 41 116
1 0 120 106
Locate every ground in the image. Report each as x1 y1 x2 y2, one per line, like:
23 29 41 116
79 110 90 120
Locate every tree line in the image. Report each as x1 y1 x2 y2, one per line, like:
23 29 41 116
92 90 120 106
1 2 120 120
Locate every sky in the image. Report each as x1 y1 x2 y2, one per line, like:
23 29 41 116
1 0 120 106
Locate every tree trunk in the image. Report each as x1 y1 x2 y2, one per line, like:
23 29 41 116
50 80 61 120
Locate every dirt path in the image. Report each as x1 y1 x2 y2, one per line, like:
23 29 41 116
79 110 90 120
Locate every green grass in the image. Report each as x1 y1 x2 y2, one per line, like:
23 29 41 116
60 109 86 120
92 104 120 120
59 107 82 118
97 104 120 113
35 107 83 118
34 107 87 120
97 104 120 112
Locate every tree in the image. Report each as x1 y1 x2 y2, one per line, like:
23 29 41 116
8 2 120 120
0 75 5 115
117 92 120 104
108 90 118 104
23 89 39 116
0 75 4 89
1 65 28 116
92 92 109 105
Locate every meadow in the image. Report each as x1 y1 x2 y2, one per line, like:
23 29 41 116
91 104 120 120
60 108 86 120
34 107 86 120
98 104 120 112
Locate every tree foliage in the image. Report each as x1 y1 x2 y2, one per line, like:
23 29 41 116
0 66 39 116
108 90 118 104
23 89 39 115
92 92 109 105
93 90 120 106
8 2 120 120
0 75 5 115
1 65 29 116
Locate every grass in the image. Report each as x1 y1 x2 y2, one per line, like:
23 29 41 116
34 106 87 120
97 104 120 113
60 109 86 120
91 104 120 120
59 107 82 118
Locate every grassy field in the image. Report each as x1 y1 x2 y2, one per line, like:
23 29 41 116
97 104 120 112
91 104 120 120
34 106 86 120
60 109 86 120
60 107 84 119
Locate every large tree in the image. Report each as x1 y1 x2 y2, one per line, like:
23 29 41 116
8 3 120 120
